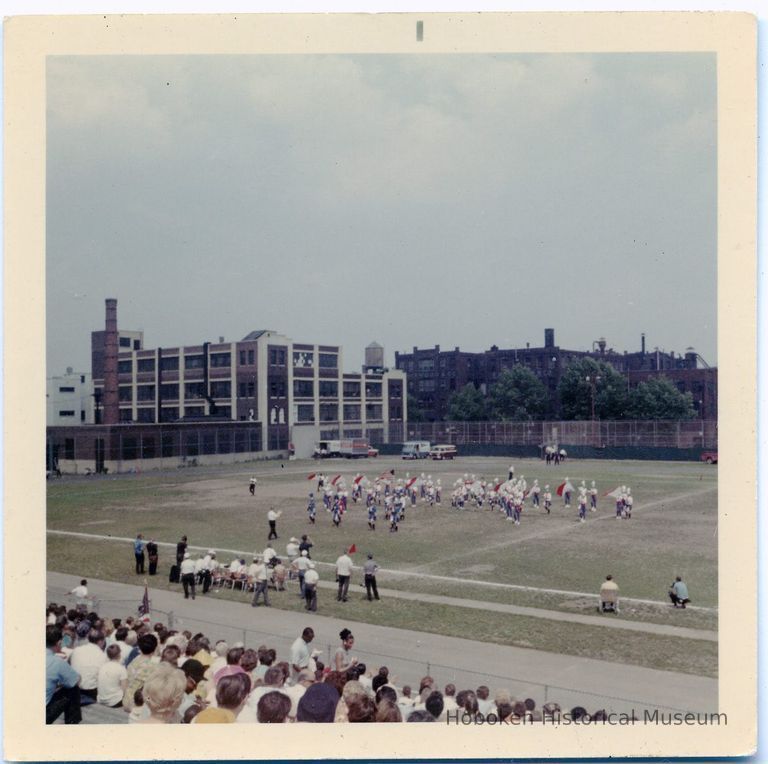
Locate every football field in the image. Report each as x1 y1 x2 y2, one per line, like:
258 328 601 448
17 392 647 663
47 455 718 676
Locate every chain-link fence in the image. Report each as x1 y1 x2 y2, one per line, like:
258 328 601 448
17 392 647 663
399 419 717 449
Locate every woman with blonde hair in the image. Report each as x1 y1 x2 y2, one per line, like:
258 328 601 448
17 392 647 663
138 663 187 724
333 679 366 722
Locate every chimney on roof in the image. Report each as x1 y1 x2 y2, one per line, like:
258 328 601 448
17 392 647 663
641 333 646 354
102 298 119 425
545 328 554 348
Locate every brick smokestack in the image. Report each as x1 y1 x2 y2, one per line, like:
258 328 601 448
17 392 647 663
102 298 119 424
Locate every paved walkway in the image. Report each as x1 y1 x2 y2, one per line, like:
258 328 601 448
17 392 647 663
314 583 717 641
47 571 717 716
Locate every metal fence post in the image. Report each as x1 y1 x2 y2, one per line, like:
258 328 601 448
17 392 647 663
168 610 175 630
327 643 332 667
544 684 549 702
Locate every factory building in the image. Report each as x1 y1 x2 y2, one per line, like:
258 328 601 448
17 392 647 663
396 329 716 422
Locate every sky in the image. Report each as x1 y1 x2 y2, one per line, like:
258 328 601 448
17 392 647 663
46 51 717 375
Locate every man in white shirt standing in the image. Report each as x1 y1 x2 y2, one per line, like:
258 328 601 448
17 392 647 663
293 550 311 599
267 507 281 540
335 548 354 603
303 563 319 612
180 552 196 600
250 557 270 607
69 628 107 700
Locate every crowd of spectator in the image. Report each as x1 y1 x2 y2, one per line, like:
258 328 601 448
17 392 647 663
46 602 610 725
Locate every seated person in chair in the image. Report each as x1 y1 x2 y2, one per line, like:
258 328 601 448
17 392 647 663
599 575 619 613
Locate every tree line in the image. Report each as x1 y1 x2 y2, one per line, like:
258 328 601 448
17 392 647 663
409 358 698 422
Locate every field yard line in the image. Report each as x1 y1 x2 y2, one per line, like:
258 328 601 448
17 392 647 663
46 528 717 613
403 485 718 572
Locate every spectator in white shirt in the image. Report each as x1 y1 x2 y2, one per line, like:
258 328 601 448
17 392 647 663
303 563 319 612
69 580 89 612
207 640 229 680
97 644 128 708
293 550 311 599
475 685 495 717
289 627 315 679
180 553 196 600
69 628 108 699
335 550 354 602
286 537 300 560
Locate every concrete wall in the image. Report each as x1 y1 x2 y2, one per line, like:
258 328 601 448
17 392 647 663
291 425 321 459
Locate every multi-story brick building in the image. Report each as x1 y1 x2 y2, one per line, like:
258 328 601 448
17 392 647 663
83 300 406 465
396 329 716 421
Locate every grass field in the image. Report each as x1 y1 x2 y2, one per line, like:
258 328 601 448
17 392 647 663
47 455 718 676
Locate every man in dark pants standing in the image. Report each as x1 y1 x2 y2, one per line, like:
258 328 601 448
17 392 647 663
134 533 145 574
267 508 280 541
335 548 353 603
176 535 188 566
304 562 319 611
363 554 380 601
147 539 159 576
180 552 196 600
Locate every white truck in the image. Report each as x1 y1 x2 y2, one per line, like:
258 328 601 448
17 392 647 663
339 438 370 458
313 440 342 458
402 441 431 459
314 438 370 458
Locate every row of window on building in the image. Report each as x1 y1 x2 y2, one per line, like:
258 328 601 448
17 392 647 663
118 350 341 374
114 379 394 403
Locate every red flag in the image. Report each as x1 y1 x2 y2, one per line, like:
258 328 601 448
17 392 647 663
331 474 342 486
138 585 150 616
354 475 365 485
307 472 317 481
494 483 502 492
603 486 622 498
405 476 417 489
378 472 390 480
556 481 574 496
348 544 357 554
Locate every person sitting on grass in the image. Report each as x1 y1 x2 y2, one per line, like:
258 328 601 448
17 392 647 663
669 576 691 608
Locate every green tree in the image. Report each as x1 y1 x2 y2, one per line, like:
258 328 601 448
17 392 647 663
557 358 629 420
406 394 427 423
627 377 697 420
488 367 548 420
447 383 488 421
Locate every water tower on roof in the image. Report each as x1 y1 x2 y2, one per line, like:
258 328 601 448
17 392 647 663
364 341 386 373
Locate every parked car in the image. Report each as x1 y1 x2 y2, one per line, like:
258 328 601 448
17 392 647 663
367 446 379 458
430 444 458 460
700 451 718 464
